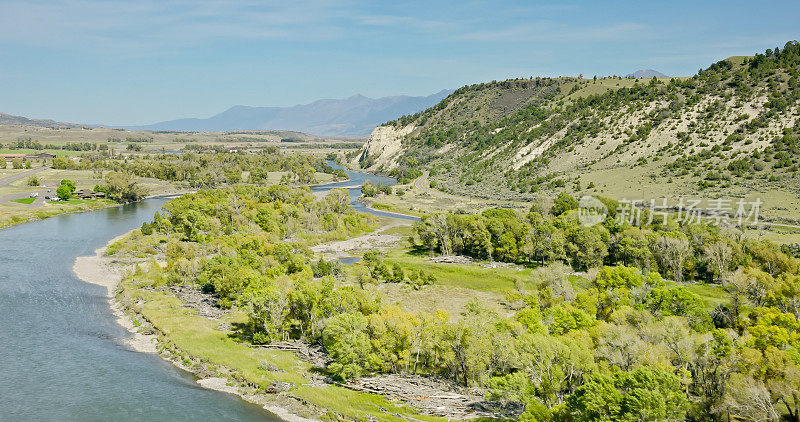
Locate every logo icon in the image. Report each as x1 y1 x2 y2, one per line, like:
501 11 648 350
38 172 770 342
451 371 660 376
578 196 608 227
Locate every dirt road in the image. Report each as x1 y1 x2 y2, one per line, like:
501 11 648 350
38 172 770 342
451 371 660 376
0 166 50 187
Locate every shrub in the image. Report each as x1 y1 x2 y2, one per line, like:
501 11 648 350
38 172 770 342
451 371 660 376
552 193 578 216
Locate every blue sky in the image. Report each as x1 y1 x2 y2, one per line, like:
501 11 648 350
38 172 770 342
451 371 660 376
1 0 798 125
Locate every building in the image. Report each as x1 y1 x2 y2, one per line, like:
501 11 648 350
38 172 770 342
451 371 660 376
0 153 26 161
25 152 56 160
74 189 107 199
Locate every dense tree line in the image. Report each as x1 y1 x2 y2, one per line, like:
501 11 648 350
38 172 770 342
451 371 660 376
52 147 345 188
412 199 785 285
125 185 800 420
408 201 800 420
2 139 108 151
132 185 375 299
94 172 147 203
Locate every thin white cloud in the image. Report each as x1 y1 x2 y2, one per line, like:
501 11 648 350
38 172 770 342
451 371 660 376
0 0 348 55
354 14 454 33
459 21 647 42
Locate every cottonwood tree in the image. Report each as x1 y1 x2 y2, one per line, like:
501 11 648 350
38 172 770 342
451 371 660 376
428 214 453 256
526 212 565 264
442 301 495 386
322 312 372 380
564 224 609 270
565 366 689 422
704 240 734 282
325 188 351 214
653 235 691 282
101 172 147 203
613 227 653 269
595 323 649 371
490 333 596 410
721 374 781 422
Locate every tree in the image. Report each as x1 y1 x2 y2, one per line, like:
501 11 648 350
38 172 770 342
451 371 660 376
647 287 711 331
490 333 596 410
613 227 653 269
361 180 378 197
100 172 146 203
325 188 351 214
367 306 418 373
552 193 579 216
653 235 691 282
596 323 649 371
527 212 565 264
60 179 76 192
721 346 800 422
704 240 734 282
593 265 645 319
566 366 689 422
56 184 72 200
565 225 609 270
426 213 453 256
244 280 290 343
322 312 372 380
546 303 596 334
721 372 781 422
378 183 392 195
26 176 39 186
690 329 735 417
746 307 799 351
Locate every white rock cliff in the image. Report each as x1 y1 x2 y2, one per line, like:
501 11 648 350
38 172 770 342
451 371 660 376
353 124 415 170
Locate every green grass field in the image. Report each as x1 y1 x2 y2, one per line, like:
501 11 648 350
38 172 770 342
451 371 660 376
385 248 533 293
381 246 729 312
0 148 76 157
63 198 96 205
11 197 35 204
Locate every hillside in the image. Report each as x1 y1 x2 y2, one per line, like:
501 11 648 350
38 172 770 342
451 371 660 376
0 112 86 129
128 90 452 137
356 42 800 222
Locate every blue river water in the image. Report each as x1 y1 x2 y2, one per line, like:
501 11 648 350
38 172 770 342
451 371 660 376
312 162 419 221
0 198 273 421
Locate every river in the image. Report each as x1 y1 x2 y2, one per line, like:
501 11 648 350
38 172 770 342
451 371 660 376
312 162 418 221
0 198 273 421
0 166 407 421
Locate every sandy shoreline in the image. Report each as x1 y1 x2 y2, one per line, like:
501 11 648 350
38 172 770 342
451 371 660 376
72 230 319 422
73 231 160 353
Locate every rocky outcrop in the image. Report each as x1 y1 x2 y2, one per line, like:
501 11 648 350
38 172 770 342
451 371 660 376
353 124 415 170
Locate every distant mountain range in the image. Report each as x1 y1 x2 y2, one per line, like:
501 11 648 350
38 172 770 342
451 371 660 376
0 112 85 129
124 90 453 137
627 69 668 78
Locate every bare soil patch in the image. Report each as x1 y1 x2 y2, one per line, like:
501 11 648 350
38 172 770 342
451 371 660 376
345 374 521 419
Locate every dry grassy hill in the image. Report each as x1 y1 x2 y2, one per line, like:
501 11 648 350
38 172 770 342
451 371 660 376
355 42 800 223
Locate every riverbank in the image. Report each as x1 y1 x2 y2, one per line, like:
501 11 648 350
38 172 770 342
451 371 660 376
73 231 160 353
0 198 117 230
67 166 460 421
357 197 425 219
73 232 321 422
0 189 190 231
74 216 452 421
